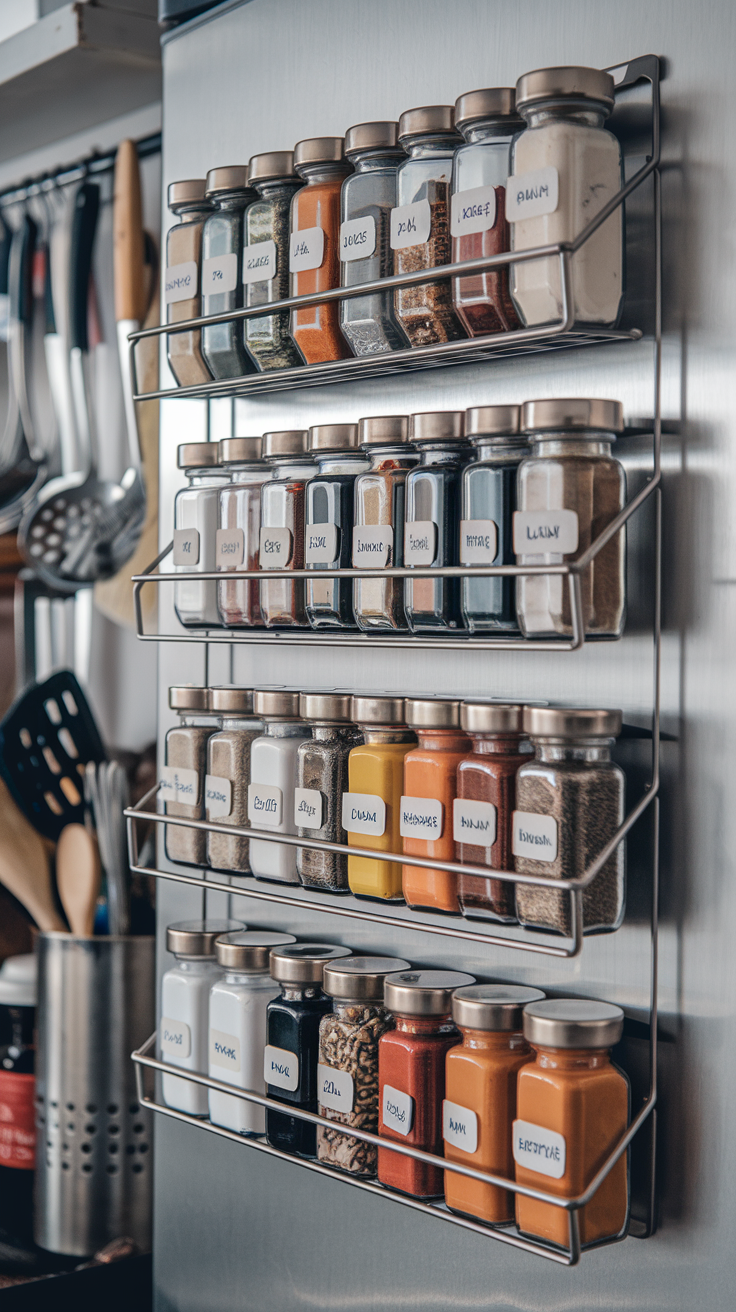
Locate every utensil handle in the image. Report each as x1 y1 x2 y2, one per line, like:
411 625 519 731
9 214 37 327
69 183 99 353
114 140 146 325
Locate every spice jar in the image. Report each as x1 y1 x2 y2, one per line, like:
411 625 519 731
460 405 525 632
450 88 521 336
160 919 244 1115
201 166 258 380
443 984 544 1224
401 698 471 914
339 121 408 356
207 930 296 1135
514 707 625 935
403 410 470 632
174 442 228 629
515 398 627 640
377 970 474 1198
163 686 218 867
455 702 527 921
0 958 37 1245
346 696 415 901
248 690 311 884
290 137 352 364
393 106 466 347
266 943 352 1156
509 66 624 328
258 429 313 628
352 414 415 632
317 956 410 1176
515 999 629 1247
216 436 271 628
205 687 262 874
244 151 304 371
296 693 363 892
165 179 213 387
304 424 367 630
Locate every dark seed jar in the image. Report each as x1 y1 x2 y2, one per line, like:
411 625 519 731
201 166 258 379
296 693 363 892
305 424 367 630
460 404 525 632
403 410 470 632
244 151 304 371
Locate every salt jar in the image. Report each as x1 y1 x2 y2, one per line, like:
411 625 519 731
400 698 470 914
163 686 218 867
460 404 525 632
258 429 313 627
509 66 624 328
244 151 304 371
173 442 228 629
515 398 626 640
296 693 362 892
165 179 213 387
346 696 415 901
304 424 367 630
160 919 244 1115
247 690 311 884
201 166 257 380
207 930 295 1135
403 410 470 632
290 137 352 364
514 706 625 936
352 414 415 632
205 687 263 875
216 436 271 628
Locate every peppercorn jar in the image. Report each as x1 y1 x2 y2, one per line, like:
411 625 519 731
400 698 471 914
455 701 527 921
514 707 625 935
165 179 213 387
163 686 219 867
290 137 352 364
352 414 416 632
216 437 271 628
205 687 263 875
317 956 410 1176
339 121 409 356
248 690 311 884
346 696 415 901
201 166 258 380
258 429 313 627
296 693 363 892
404 410 470 632
304 424 367 630
266 943 352 1157
460 405 525 632
393 106 466 347
515 999 629 1248
0 959 37 1244
509 66 624 329
174 443 228 629
244 151 304 371
515 398 626 640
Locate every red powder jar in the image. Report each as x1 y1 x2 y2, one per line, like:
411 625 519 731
455 702 527 921
290 137 353 364
377 969 474 1199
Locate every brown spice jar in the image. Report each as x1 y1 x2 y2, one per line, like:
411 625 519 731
166 182 213 387
452 188 519 335
394 188 466 346
455 705 526 921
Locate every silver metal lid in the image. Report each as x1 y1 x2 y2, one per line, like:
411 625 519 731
461 702 524 734
523 706 622 739
177 442 219 469
215 930 296 972
308 424 360 453
384 970 476 1016
253 689 302 719
167 179 207 207
169 686 209 712
465 405 522 439
261 430 308 458
452 984 546 1031
205 165 250 195
166 919 244 957
269 943 352 985
515 66 615 112
345 121 402 156
322 956 412 1001
218 437 262 464
410 411 465 443
294 137 347 170
299 693 354 722
404 698 462 729
350 696 406 726
454 88 520 130
358 415 410 446
248 151 298 183
522 398 624 435
209 687 254 716
398 105 460 141
523 998 624 1049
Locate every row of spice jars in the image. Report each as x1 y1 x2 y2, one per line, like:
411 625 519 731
173 397 627 642
163 689 625 938
160 928 629 1250
165 65 624 388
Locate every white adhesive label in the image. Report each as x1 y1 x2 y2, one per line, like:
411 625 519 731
513 509 579 556
404 520 437 567
352 524 393 568
160 765 199 804
506 166 560 222
513 1119 566 1179
202 251 238 296
160 1017 191 1059
382 1084 414 1136
205 775 232 819
289 226 325 273
173 527 200 566
305 523 339 565
264 1045 299 1092
390 198 431 249
451 185 497 237
294 787 323 829
400 796 444 840
210 1029 241 1072
512 810 558 862
342 792 386 837
242 239 277 284
165 260 198 303
443 1099 478 1154
453 798 497 846
318 1063 354 1112
215 527 245 569
340 214 376 261
459 519 498 565
259 526 293 569
248 783 283 827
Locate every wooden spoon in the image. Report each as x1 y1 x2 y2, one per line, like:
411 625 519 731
0 778 65 931
56 823 100 936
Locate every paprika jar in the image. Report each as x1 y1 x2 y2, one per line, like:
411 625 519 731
163 686 218 867
401 698 470 913
346 696 415 901
296 693 362 892
258 429 313 628
404 409 470 632
216 436 271 628
352 414 415 632
165 179 213 387
244 151 304 371
460 404 525 632
290 137 352 364
205 686 262 875
201 166 257 380
304 423 366 630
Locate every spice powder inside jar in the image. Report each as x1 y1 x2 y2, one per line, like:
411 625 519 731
205 687 262 874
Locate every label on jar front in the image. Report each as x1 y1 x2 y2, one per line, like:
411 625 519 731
390 198 431 249
294 787 324 829
242 239 277 284
513 509 579 556
453 798 497 845
318 1063 354 1112
215 527 245 569
0 1071 35 1169
202 251 238 296
159 765 199 804
160 1017 192 1059
165 260 198 303
173 527 200 566
210 1029 241 1072
443 1099 478 1154
248 783 283 827
340 214 377 262
289 226 325 273
382 1084 414 1136
305 523 339 565
341 792 386 837
512 810 558 862
259 526 293 568
205 775 232 819
450 185 497 238
404 520 437 567
459 519 498 565
352 525 393 568
505 166 560 222
400 796 444 840
264 1045 299 1092
513 1119 566 1178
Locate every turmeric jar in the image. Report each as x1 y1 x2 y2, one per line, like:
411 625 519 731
346 697 415 901
290 137 352 364
401 698 470 913
515 998 629 1249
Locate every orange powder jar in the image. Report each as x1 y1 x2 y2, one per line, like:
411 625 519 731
401 699 471 913
514 999 630 1249
290 137 353 364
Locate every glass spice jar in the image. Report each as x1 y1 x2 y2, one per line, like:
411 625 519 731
515 398 626 640
247 690 311 884
258 429 313 628
393 106 466 348
460 405 525 632
346 696 415 901
515 999 629 1248
266 943 352 1157
296 693 363 892
403 410 470 632
352 414 415 632
339 121 409 356
514 706 625 935
317 956 410 1176
304 424 367 630
451 88 521 336
201 166 258 380
455 701 527 922
244 151 305 372
377 970 474 1198
205 687 263 875
216 436 271 628
290 137 352 364
165 179 213 387
0 961 37 1245
174 442 228 629
400 698 471 914
163 686 218 867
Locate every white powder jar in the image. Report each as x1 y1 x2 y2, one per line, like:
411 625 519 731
174 442 228 628
248 690 311 884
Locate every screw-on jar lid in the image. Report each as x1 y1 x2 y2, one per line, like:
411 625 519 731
454 88 520 130
523 706 622 739
345 121 402 156
209 687 255 716
205 165 250 195
169 686 209 711
523 998 624 1049
294 137 347 171
166 919 244 957
168 179 207 207
465 405 522 440
215 930 296 972
308 424 360 453
461 702 524 734
299 693 354 722
452 984 546 1031
522 398 624 436
269 942 352 985
350 696 406 726
398 105 460 142
404 698 462 729
248 151 298 183
177 442 219 469
322 956 411 1001
261 430 308 458
384 970 476 1015
253 689 302 719
410 411 465 443
358 415 410 446
515 66 615 113
219 437 262 464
